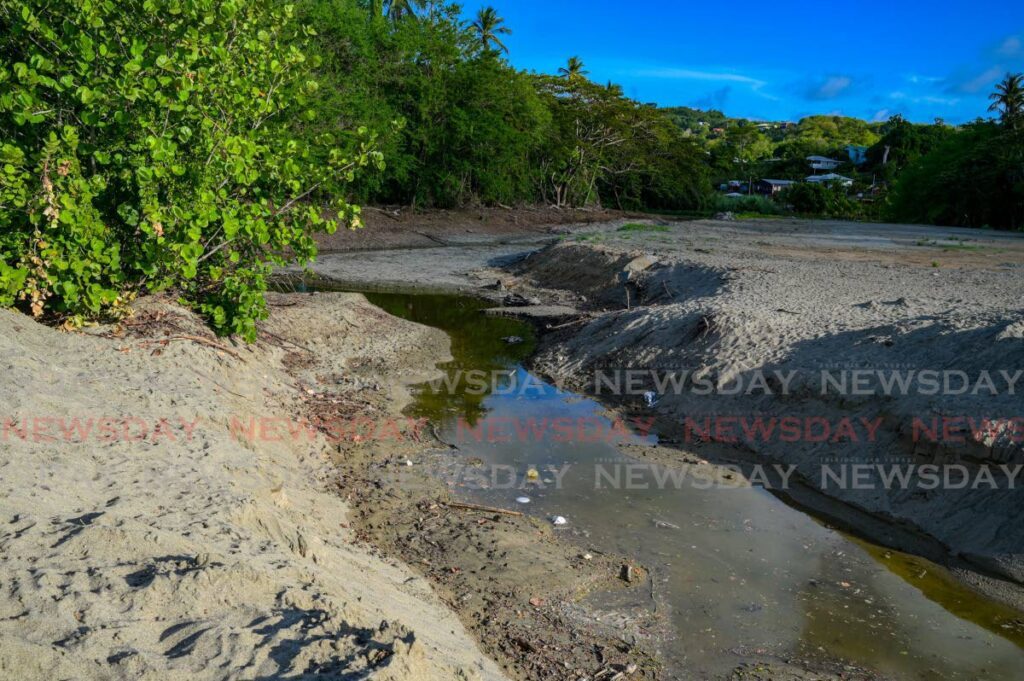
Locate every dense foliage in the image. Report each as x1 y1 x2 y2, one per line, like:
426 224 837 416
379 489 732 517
0 0 379 339
887 123 1024 229
0 0 1020 341
672 75 1024 230
298 0 710 210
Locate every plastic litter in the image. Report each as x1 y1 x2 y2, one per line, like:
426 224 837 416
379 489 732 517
550 515 568 526
643 390 659 408
515 496 531 504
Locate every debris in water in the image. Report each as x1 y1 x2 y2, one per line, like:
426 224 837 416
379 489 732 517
501 335 524 345
515 496 531 504
502 293 541 307
526 468 540 481
550 515 568 526
643 390 658 408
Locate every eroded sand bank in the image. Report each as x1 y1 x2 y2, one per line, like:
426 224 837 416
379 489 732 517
0 293 506 680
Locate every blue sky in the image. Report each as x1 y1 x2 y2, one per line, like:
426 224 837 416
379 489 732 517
459 0 1024 123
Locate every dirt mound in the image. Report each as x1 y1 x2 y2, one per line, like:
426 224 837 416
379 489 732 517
516 238 1024 598
517 241 727 310
315 206 644 252
0 296 504 680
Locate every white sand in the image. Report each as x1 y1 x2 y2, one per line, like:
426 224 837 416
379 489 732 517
0 294 506 680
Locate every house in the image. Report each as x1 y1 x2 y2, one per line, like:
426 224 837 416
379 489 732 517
806 155 842 171
806 173 853 187
755 179 795 195
845 145 869 166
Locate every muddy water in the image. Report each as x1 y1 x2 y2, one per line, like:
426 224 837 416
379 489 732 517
364 290 1024 680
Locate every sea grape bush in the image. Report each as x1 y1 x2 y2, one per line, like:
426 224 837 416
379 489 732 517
0 0 380 339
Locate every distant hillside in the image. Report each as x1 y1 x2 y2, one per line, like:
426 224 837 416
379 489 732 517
660 106 882 147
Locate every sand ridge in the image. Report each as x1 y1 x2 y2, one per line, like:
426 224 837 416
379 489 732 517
0 293 506 680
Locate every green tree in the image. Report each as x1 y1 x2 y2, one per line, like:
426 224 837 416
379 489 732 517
299 0 709 212
534 75 707 209
471 6 511 54
558 56 589 81
864 115 954 181
0 0 377 339
781 182 859 217
387 0 423 21
887 122 1024 229
989 73 1024 130
723 125 772 164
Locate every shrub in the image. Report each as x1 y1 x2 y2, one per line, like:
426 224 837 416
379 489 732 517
617 223 670 233
886 123 1024 230
710 194 780 215
780 182 861 218
0 0 379 339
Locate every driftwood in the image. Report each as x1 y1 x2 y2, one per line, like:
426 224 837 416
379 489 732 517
364 206 402 220
135 334 242 360
546 316 591 330
445 501 523 517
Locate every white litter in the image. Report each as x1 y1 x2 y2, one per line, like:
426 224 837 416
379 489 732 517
550 516 568 526
643 390 659 408
515 496 531 504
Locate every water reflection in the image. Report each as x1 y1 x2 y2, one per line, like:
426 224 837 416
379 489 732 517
362 290 1024 680
363 291 535 425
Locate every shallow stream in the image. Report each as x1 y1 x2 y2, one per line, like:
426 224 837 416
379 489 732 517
364 290 1024 680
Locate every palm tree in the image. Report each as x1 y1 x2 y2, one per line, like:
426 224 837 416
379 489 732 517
471 7 511 53
989 72 1024 129
387 0 423 21
558 56 589 81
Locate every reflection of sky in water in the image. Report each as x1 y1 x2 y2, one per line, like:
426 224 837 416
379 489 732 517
369 291 1024 680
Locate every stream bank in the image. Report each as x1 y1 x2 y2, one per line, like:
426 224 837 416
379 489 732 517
308 286 1024 681
296 215 1024 679
0 293 508 681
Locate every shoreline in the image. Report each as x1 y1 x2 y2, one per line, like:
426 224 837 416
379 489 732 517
4 211 1024 679
295 212 1024 616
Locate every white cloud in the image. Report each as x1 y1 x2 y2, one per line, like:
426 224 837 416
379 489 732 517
889 91 959 106
805 75 855 100
996 35 1022 57
632 67 766 88
947 65 1003 94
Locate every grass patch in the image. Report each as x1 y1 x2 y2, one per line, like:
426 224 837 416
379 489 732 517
734 212 782 220
617 223 670 233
